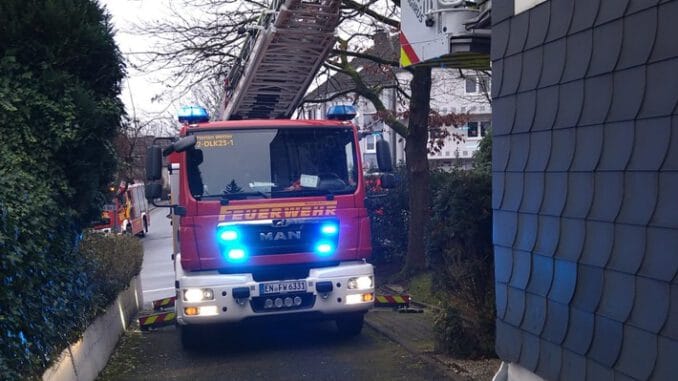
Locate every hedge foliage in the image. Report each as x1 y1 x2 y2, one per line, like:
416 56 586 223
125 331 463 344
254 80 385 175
367 166 409 264
0 1 126 378
80 233 144 314
368 133 495 358
429 170 495 358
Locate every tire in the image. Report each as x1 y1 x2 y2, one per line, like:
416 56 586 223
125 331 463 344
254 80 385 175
179 324 203 350
138 218 147 237
336 313 364 337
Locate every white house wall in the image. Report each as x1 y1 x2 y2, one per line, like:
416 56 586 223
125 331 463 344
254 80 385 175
300 67 491 170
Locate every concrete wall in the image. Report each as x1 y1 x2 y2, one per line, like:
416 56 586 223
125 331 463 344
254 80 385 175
492 0 678 379
42 277 142 381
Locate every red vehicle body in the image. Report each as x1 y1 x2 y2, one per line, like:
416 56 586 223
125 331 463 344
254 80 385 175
155 118 379 347
92 182 150 236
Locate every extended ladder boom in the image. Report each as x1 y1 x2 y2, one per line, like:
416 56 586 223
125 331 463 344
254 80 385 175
222 0 341 120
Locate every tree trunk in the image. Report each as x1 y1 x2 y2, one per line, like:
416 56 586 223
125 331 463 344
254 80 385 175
403 66 432 274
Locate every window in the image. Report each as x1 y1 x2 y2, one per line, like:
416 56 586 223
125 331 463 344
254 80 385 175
365 134 376 152
478 75 491 94
467 122 479 138
468 121 491 138
481 121 491 136
363 153 378 170
465 76 477 93
465 75 491 94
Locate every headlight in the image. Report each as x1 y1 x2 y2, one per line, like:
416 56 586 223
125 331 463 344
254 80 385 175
347 276 373 290
183 288 214 302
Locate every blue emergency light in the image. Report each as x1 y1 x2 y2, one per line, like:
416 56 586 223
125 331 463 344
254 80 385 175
178 105 210 124
326 105 357 121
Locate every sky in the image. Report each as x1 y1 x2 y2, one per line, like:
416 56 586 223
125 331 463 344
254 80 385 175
100 0 179 120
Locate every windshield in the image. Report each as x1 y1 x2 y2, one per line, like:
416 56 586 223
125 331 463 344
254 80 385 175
186 127 358 199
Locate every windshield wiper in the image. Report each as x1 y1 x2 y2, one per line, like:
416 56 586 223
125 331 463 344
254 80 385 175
273 188 336 200
219 191 270 205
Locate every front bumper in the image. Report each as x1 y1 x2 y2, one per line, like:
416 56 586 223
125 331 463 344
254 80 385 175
175 257 374 325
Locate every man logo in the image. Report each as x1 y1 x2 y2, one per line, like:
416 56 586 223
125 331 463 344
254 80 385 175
260 231 302 241
272 219 289 227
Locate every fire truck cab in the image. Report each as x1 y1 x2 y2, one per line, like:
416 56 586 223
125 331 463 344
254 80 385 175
146 106 394 348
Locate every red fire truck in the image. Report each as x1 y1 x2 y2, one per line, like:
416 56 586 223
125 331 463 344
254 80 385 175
146 106 394 348
92 181 150 237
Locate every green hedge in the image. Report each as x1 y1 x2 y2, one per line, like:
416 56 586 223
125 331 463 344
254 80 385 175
0 216 142 380
80 233 144 315
366 166 410 265
367 133 495 358
0 1 126 378
428 170 495 358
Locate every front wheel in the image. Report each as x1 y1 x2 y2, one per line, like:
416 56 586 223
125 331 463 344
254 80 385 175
336 313 364 337
138 219 147 237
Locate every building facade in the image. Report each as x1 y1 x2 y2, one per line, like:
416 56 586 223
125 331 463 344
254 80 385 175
492 1 678 380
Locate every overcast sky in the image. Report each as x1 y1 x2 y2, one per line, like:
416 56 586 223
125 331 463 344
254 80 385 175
100 0 179 120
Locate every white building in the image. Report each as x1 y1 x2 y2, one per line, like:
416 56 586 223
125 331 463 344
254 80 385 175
301 33 491 171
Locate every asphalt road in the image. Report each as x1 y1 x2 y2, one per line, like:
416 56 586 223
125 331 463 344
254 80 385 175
98 207 451 380
139 207 175 306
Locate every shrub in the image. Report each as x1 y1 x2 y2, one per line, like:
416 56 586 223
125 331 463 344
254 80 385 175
366 166 409 265
428 169 495 358
80 233 144 312
0 1 125 378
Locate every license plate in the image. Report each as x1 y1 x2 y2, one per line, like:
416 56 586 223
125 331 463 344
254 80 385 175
260 280 307 295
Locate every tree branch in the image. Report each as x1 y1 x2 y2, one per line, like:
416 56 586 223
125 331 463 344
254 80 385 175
341 0 400 28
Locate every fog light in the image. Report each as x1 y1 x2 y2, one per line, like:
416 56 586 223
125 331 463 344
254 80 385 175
265 299 273 309
274 298 283 308
184 307 198 316
347 276 373 290
199 306 218 316
284 297 293 307
346 293 373 305
294 296 302 306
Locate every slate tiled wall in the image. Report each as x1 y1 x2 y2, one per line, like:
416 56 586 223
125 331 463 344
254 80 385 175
492 1 678 380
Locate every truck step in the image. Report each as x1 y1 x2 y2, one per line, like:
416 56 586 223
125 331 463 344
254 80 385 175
138 311 176 331
152 296 176 311
374 294 411 307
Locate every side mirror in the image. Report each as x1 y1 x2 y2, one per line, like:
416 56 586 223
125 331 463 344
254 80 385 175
376 139 393 172
380 173 396 189
146 145 163 181
173 135 197 153
146 182 162 200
